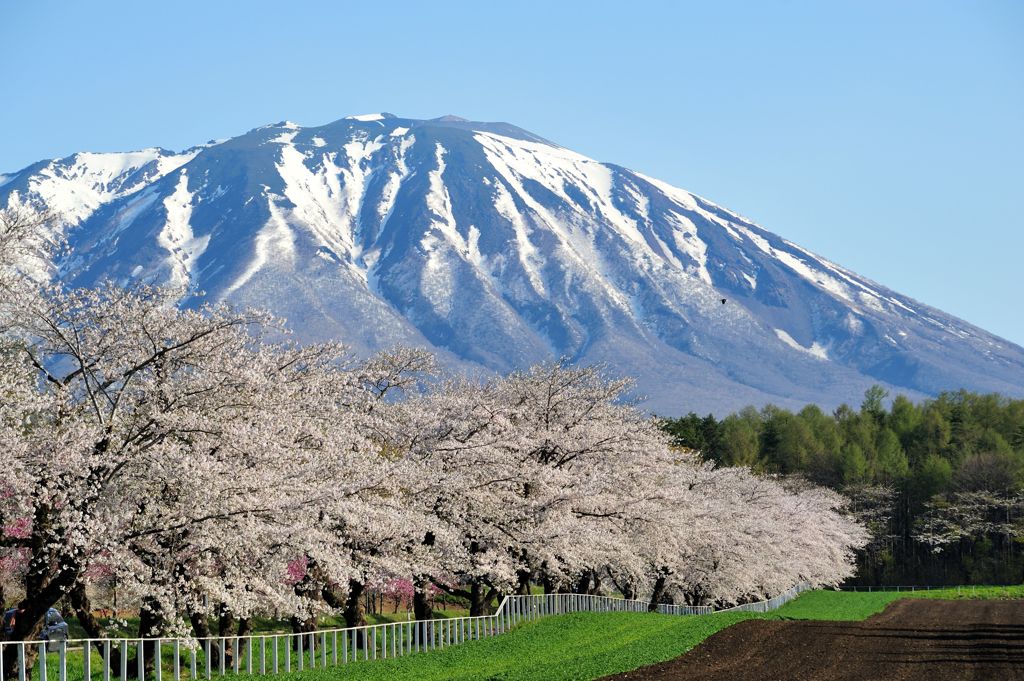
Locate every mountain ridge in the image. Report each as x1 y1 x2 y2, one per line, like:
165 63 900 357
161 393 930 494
3 113 1022 414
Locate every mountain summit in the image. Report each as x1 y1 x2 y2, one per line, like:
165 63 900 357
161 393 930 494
2 114 1022 412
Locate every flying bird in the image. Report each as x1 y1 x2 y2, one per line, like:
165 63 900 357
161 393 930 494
720 298 727 305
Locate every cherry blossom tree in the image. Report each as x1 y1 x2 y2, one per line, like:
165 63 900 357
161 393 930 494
0 205 869 668
390 362 867 614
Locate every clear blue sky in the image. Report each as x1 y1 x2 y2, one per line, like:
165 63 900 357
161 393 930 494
3 1 1022 346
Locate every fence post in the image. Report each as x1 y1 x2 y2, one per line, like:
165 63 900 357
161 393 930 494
102 640 111 681
57 640 66 681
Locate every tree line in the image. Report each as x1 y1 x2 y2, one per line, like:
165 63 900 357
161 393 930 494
660 386 1024 586
0 206 866 676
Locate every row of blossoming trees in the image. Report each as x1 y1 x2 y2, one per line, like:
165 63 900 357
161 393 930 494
0 206 867 674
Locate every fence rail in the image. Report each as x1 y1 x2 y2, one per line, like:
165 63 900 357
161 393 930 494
836 584 1001 593
0 587 804 681
715 582 811 613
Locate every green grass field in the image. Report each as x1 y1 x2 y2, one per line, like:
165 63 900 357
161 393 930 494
233 611 756 681
15 586 1024 681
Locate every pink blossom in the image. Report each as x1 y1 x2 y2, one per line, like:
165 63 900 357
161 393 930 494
285 557 309 585
2 517 30 539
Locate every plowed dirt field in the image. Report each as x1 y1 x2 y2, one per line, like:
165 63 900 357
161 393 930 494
602 599 1024 681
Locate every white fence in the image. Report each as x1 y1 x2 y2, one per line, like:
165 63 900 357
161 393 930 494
836 584 994 593
0 587 805 681
715 582 811 613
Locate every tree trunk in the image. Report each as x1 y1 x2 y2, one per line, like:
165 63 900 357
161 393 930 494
541 566 557 595
287 614 315 653
189 610 220 669
237 618 252 638
573 571 591 595
322 581 345 609
138 599 165 677
343 580 367 628
470 580 484 616
604 568 637 600
648 575 668 612
70 579 123 674
412 576 434 620
2 506 81 679
217 603 235 665
516 568 531 596
468 579 497 616
344 580 366 648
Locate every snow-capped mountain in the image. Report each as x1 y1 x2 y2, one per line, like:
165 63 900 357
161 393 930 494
3 113 1023 413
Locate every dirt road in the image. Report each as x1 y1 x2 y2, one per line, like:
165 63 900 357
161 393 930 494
602 599 1024 681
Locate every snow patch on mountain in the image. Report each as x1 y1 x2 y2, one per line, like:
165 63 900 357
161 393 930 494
16 148 198 226
632 171 699 210
426 144 461 249
111 187 160 241
158 171 209 290
223 197 296 298
666 212 712 284
489 179 546 297
775 329 829 361
375 134 415 232
276 142 350 256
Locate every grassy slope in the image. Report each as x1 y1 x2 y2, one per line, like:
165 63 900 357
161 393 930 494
32 586 1024 681
237 611 755 681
